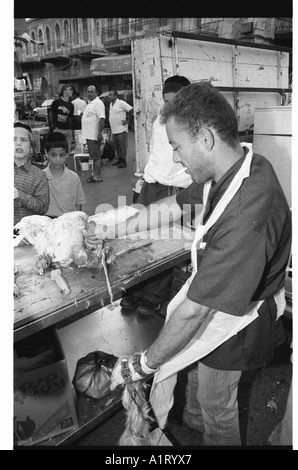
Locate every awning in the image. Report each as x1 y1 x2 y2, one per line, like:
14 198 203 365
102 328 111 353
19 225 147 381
59 75 94 83
90 54 132 76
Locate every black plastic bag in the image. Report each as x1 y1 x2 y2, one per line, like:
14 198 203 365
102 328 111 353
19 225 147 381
72 351 118 399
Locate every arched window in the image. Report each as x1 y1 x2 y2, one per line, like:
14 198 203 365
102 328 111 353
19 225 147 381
108 18 114 37
46 27 51 51
31 31 37 54
55 23 61 48
121 18 129 35
38 28 43 44
73 18 79 45
82 18 89 42
64 20 70 44
135 18 143 32
95 20 100 36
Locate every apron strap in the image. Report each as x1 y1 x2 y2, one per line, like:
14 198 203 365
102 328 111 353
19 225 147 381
191 144 253 272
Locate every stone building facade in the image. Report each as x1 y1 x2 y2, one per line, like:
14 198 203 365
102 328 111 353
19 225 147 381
15 18 292 101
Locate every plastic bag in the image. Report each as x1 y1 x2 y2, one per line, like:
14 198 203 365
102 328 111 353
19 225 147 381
72 351 118 399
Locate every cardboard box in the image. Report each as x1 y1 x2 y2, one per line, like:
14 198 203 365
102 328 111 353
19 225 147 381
14 327 78 446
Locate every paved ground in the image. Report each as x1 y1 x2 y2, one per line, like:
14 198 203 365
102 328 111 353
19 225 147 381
73 317 292 449
68 130 137 216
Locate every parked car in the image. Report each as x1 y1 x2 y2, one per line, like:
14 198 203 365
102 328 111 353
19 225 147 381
99 90 134 131
32 99 54 122
14 91 46 120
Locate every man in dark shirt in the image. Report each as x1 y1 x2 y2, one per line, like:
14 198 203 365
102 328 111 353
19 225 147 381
86 82 291 446
49 85 74 153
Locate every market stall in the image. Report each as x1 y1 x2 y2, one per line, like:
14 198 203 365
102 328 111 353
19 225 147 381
14 224 193 446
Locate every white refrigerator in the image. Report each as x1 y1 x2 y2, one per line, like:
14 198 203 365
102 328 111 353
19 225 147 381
253 106 292 207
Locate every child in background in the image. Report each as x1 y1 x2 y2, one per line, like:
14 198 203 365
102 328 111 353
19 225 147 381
14 122 49 226
43 132 86 218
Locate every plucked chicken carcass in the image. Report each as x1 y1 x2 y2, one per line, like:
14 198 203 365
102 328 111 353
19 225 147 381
14 211 107 274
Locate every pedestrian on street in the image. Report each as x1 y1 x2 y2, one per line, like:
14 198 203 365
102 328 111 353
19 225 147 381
72 91 87 116
86 82 292 446
81 85 105 183
120 75 192 316
72 91 87 131
14 122 49 226
49 85 74 153
43 132 86 218
108 90 133 168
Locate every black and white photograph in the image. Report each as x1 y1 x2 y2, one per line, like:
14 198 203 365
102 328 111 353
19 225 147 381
10 10 294 451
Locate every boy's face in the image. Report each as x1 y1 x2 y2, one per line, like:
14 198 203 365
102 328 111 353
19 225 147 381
46 146 68 170
14 127 31 160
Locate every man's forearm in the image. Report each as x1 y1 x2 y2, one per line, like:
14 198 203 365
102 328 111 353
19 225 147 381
98 118 105 137
121 194 183 237
94 194 183 239
145 298 211 369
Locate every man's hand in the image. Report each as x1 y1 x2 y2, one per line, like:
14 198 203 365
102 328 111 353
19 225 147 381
110 351 158 391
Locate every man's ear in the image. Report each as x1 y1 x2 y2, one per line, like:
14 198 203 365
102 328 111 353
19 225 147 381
200 127 214 151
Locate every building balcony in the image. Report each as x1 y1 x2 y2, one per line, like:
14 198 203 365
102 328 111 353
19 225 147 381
68 43 108 59
40 48 71 64
18 54 43 65
198 18 220 36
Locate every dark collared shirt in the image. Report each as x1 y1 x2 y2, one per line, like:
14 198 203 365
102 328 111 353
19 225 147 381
176 151 291 370
14 159 49 226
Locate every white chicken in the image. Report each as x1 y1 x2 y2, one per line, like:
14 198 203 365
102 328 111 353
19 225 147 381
14 211 105 274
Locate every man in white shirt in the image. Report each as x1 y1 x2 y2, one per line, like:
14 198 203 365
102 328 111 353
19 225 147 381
72 92 87 116
72 92 87 144
81 85 105 182
108 90 133 168
121 76 192 316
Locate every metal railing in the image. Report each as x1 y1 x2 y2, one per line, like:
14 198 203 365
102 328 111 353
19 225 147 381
275 18 292 34
101 18 217 45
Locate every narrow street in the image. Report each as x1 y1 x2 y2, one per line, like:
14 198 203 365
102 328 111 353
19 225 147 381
68 130 137 216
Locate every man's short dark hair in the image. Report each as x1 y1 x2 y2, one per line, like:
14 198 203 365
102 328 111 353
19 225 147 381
45 131 69 153
161 81 239 148
59 85 73 97
14 121 32 133
162 75 190 95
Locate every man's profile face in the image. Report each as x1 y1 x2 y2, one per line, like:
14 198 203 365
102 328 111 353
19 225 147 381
66 86 73 98
166 116 210 185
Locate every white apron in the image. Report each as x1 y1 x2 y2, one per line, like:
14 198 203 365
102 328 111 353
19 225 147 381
150 143 286 429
